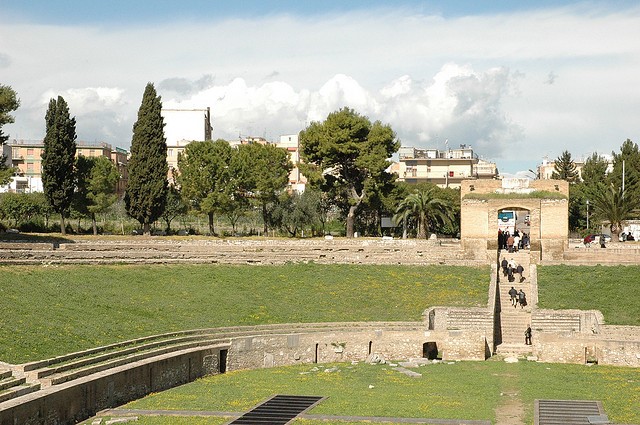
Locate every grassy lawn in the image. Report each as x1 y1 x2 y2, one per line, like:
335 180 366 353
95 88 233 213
111 361 639 425
0 263 488 363
537 265 640 326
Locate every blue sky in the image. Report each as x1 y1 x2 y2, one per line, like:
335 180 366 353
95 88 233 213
3 1 616 23
2 1 640 175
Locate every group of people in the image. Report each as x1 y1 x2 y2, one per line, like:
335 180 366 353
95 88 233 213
501 257 525 283
498 229 529 252
508 286 527 308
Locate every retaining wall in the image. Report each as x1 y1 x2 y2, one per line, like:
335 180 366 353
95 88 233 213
0 345 224 425
0 238 488 266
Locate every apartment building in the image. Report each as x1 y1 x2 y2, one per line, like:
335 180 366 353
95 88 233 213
276 134 306 192
394 145 498 188
536 154 613 180
2 139 128 195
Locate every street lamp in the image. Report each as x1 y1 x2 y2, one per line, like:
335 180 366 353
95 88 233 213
586 199 589 230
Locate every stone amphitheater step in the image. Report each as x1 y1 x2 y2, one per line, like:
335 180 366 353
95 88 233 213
0 370 42 405
0 376 25 391
20 322 426 389
0 383 41 404
37 339 227 387
494 343 534 356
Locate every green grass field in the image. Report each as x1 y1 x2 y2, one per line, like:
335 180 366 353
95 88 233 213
537 265 640 326
3 262 639 424
94 360 638 424
0 263 488 363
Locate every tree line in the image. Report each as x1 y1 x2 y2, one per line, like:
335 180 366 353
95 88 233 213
551 142 640 240
1 83 461 238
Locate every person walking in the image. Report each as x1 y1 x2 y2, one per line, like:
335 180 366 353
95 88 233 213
525 325 532 345
509 286 518 307
501 258 508 276
518 289 527 308
599 234 606 248
516 264 525 283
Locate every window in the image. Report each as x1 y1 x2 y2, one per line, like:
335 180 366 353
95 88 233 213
27 148 34 156
27 163 34 172
168 149 174 157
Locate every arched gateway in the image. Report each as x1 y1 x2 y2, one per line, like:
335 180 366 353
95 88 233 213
460 178 569 262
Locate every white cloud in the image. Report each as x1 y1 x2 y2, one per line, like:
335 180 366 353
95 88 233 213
2 4 640 173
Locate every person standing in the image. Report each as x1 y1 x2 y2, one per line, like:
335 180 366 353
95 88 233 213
599 234 606 248
513 233 521 252
525 325 532 345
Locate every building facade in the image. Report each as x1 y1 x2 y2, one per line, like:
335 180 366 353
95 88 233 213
2 139 129 195
536 154 614 180
394 145 498 188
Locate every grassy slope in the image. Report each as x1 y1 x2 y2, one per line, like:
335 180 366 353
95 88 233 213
537 265 640 326
0 263 488 363
119 361 639 425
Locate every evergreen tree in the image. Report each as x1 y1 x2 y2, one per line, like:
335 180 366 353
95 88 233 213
300 108 399 237
74 156 119 235
233 143 292 234
177 139 233 235
0 84 20 185
161 183 187 233
608 139 640 202
125 83 168 235
41 96 77 235
581 152 609 186
551 150 579 183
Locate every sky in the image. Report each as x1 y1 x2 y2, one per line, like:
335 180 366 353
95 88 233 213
2 0 640 176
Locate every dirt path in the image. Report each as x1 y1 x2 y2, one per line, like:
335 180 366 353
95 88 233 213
494 371 525 425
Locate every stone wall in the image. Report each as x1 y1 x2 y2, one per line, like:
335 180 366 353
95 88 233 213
0 345 224 425
534 333 640 367
460 179 569 261
0 322 494 424
0 238 489 266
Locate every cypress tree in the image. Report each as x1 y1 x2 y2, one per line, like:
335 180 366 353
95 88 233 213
125 83 168 235
41 96 77 235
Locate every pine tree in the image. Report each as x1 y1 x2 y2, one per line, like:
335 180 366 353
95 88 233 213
41 96 77 235
125 83 168 235
0 84 20 185
609 139 640 202
551 150 579 183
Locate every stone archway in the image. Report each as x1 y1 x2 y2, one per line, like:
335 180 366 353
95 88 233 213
497 207 531 252
460 179 569 262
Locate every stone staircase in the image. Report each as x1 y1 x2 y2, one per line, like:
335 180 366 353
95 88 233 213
496 251 533 356
0 368 40 404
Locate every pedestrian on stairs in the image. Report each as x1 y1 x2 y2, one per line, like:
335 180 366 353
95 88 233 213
501 258 508 276
516 264 525 282
518 289 527 308
525 325 532 345
509 286 518 307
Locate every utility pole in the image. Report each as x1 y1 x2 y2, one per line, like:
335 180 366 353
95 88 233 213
586 199 589 230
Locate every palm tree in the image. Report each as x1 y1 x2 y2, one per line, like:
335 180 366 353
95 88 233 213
393 186 453 239
590 183 636 241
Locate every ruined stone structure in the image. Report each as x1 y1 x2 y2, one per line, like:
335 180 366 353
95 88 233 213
460 178 569 262
1 182 639 424
1 256 637 424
